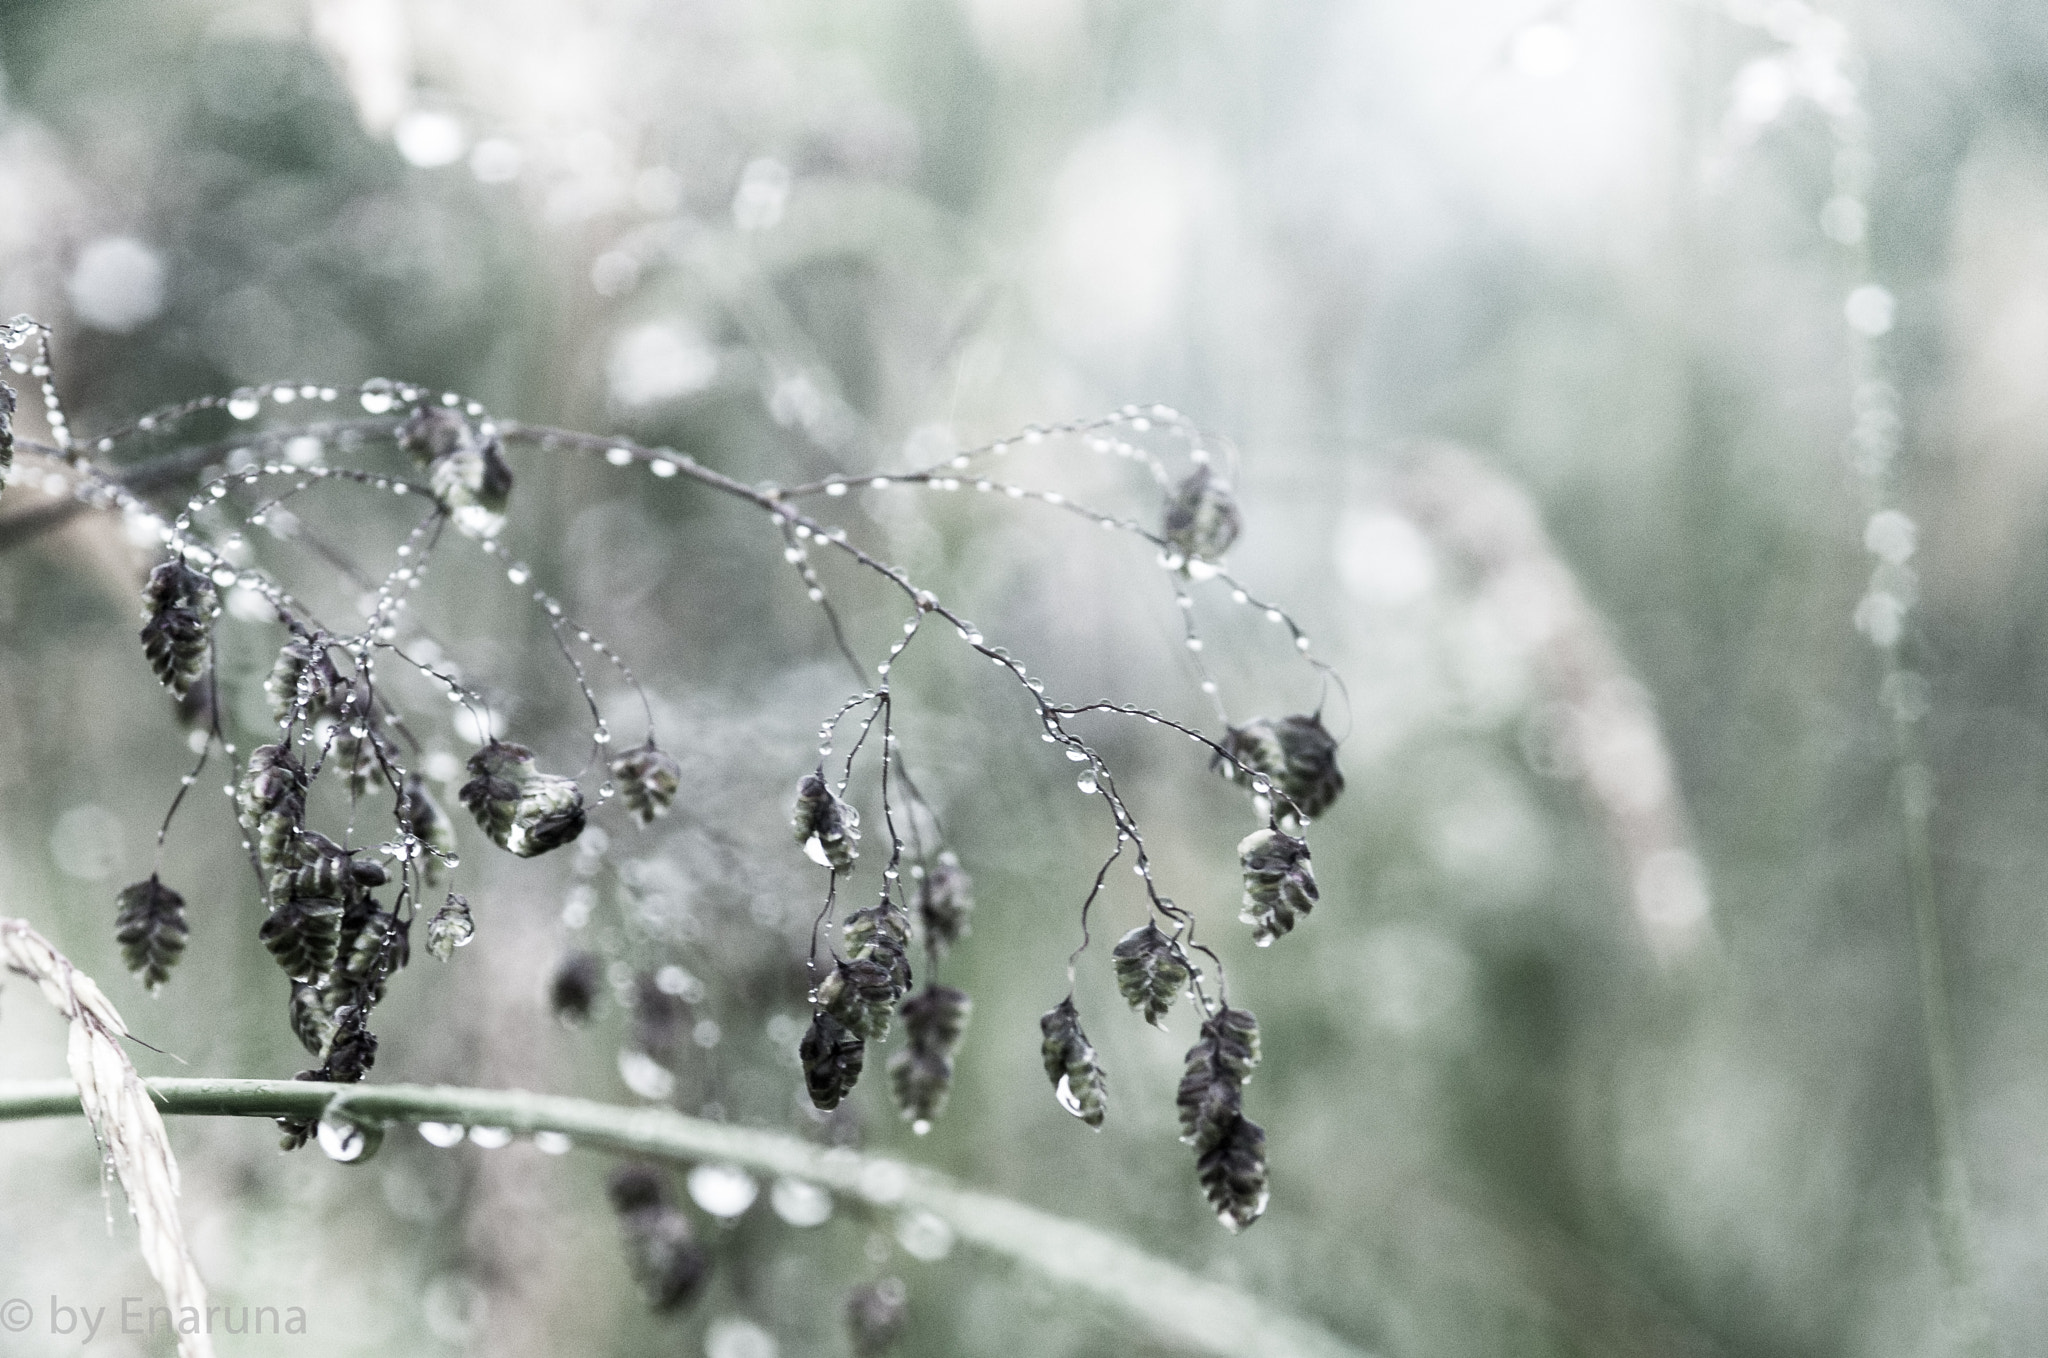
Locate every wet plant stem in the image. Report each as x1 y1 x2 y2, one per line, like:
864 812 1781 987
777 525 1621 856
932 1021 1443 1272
0 1077 1367 1358
1890 702 1997 1357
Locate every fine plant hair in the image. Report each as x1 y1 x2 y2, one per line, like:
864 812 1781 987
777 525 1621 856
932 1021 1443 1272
0 313 1345 1324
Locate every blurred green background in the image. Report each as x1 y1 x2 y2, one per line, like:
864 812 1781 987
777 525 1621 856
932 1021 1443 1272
1 0 2043 1355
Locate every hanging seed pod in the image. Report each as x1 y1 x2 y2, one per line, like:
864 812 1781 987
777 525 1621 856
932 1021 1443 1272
461 741 587 856
1038 997 1108 1128
841 902 913 995
914 852 973 959
459 740 530 845
264 632 339 727
139 558 217 699
1236 827 1319 946
611 740 681 825
607 1164 712 1313
1112 921 1191 1027
1214 713 1344 823
273 830 388 901
845 1278 909 1357
113 875 188 992
0 379 16 498
792 772 859 873
506 773 587 857
238 744 308 881
321 1005 379 1083
800 1010 867 1110
425 893 474 961
550 950 602 1024
427 428 514 538
329 715 381 801
397 404 473 464
258 896 344 982
815 956 905 1042
1177 1005 1267 1231
889 985 971 1130
1162 462 1243 567
339 907 407 983
288 982 338 1056
1197 1111 1269 1233
397 772 458 883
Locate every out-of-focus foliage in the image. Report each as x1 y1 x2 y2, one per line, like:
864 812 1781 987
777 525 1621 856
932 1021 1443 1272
5 1 2048 1356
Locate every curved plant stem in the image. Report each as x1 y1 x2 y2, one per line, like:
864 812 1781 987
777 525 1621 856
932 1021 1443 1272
0 1077 1369 1358
1891 710 1998 1357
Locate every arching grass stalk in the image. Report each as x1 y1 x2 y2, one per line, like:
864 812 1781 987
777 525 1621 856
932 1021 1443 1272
0 1076 1369 1358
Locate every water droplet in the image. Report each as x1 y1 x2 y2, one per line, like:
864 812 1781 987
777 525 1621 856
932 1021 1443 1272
651 459 677 478
227 393 260 420
771 1177 833 1227
532 1130 573 1155
606 447 634 466
1065 749 1088 762
912 1119 932 1136
317 1115 382 1163
618 1049 676 1100
895 1209 953 1261
468 1125 512 1149
418 1121 466 1148
1076 775 1098 795
688 1164 760 1218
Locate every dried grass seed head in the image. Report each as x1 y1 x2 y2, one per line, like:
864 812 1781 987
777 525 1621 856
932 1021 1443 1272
800 1009 867 1109
914 851 973 958
1112 921 1191 1027
1216 713 1344 822
1237 827 1318 946
846 1278 910 1357
889 984 971 1128
114 876 189 992
1162 462 1243 566
793 772 860 873
550 950 603 1024
140 558 217 699
611 739 681 824
425 892 474 961
1039 996 1108 1128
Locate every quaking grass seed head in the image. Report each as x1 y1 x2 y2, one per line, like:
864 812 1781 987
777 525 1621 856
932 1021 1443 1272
114 875 188 992
792 772 859 873
606 1163 712 1314
611 739 681 825
914 851 973 958
1038 997 1108 1128
139 557 217 699
800 1009 866 1109
0 378 14 494
1162 462 1244 567
1214 713 1344 823
889 985 971 1129
1237 827 1318 946
425 893 474 961
1111 921 1190 1028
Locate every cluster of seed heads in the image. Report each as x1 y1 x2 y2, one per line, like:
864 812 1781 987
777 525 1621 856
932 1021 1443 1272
40 341 1341 1248
1177 1007 1268 1232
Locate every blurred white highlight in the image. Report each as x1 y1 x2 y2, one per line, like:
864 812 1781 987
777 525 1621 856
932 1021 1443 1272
68 236 165 333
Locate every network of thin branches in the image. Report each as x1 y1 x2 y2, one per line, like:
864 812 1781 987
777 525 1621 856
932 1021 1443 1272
1 314 1344 1279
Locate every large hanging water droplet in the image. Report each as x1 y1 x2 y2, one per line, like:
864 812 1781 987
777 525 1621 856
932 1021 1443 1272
1076 775 1098 795
227 393 260 421
1055 1073 1084 1117
418 1121 466 1148
317 1114 383 1163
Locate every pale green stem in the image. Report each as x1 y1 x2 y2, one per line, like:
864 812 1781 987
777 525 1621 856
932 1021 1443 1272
0 1077 1368 1358
1891 712 1998 1357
